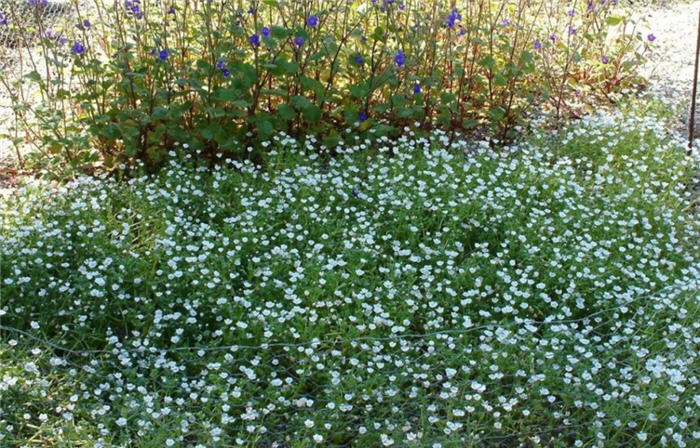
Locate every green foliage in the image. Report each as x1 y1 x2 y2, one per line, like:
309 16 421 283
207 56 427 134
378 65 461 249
0 0 653 176
1 105 698 446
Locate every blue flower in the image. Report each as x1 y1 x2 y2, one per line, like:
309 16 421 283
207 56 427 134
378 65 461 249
534 40 542 50
549 33 557 42
587 2 594 10
249 33 260 47
352 188 360 197
158 49 169 61
394 50 405 67
216 59 226 69
261 26 271 38
71 41 85 54
0 13 7 26
601 56 609 64
222 68 231 78
168 7 175 15
306 15 319 28
77 19 91 30
294 36 305 47
647 33 656 42
358 112 368 122
446 8 461 28
125 0 143 19
413 83 421 94
354 55 364 64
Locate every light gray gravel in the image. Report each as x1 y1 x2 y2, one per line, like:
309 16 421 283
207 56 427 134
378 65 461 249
636 0 700 132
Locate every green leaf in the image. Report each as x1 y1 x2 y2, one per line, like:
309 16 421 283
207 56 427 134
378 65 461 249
271 26 289 39
371 26 386 41
257 120 274 139
151 107 169 120
213 88 239 102
277 104 296 121
488 107 506 121
493 74 508 87
302 104 322 123
479 55 496 71
606 16 623 26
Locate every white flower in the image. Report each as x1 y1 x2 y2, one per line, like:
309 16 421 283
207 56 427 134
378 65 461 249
312 434 323 443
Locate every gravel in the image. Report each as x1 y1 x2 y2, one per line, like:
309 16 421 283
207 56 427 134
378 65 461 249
636 0 700 131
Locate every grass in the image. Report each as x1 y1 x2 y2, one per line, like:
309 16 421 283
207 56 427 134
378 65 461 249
1 101 699 447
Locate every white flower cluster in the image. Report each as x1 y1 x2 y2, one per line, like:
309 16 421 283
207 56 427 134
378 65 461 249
0 107 698 446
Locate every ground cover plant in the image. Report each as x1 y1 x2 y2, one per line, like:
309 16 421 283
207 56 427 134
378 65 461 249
1 102 698 447
0 0 653 176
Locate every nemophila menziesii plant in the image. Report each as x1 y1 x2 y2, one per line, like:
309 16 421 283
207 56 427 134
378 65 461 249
1 104 699 446
0 0 652 176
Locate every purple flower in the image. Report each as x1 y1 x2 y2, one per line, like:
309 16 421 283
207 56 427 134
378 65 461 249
587 2 594 10
601 56 609 64
149 47 157 56
413 83 421 94
458 27 466 36
1 13 9 26
568 9 575 17
360 35 367 42
71 41 85 54
158 48 169 61
249 33 260 47
352 188 359 197
125 0 143 19
261 26 271 38
216 59 226 69
247 7 255 14
358 112 368 122
647 33 656 42
399 3 405 10
222 68 231 78
59 37 67 45
550 33 557 42
394 50 405 67
354 55 364 64
534 40 542 50
168 7 175 15
306 15 319 28
77 19 91 30
447 8 461 28
502 18 511 26
568 26 576 35
294 36 305 47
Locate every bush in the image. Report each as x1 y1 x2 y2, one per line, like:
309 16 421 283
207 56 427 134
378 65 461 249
0 0 653 176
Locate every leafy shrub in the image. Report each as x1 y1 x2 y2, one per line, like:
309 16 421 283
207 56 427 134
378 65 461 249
0 0 653 176
1 104 698 446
